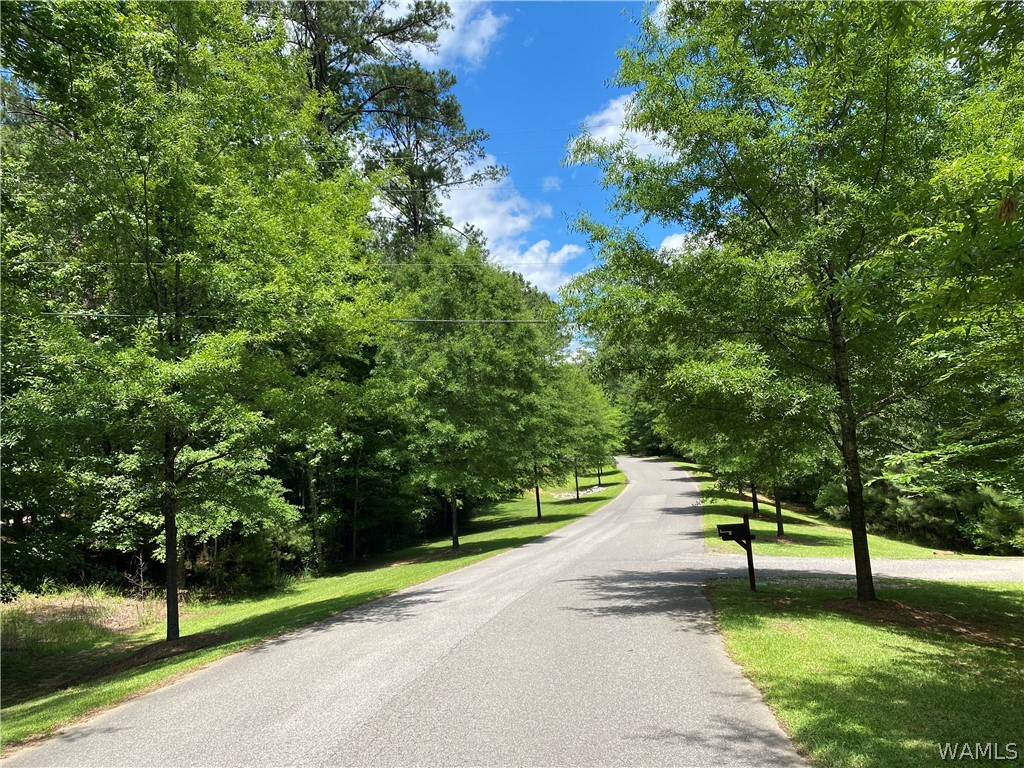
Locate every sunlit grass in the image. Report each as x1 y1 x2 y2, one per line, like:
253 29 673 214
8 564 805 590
1 467 625 752
679 461 989 559
707 578 1024 768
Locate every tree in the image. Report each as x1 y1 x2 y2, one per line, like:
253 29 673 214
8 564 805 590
378 235 559 547
570 2 961 599
362 63 504 245
282 0 449 133
659 341 825 537
2 1 383 637
885 10 1024 502
555 364 621 499
282 0 503 247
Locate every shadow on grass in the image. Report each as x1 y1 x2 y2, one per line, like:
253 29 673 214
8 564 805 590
711 581 1024 767
2 641 149 708
3 478 631 737
548 495 616 508
1 522 574 714
704 500 817 530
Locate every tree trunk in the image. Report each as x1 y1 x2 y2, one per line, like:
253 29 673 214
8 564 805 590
534 464 542 520
351 497 358 564
162 431 180 642
773 485 785 537
826 299 876 600
574 458 580 501
750 482 760 517
307 463 323 572
352 451 362 563
450 487 459 549
597 464 602 485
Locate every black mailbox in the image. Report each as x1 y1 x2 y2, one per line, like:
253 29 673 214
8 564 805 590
717 523 747 542
716 514 757 591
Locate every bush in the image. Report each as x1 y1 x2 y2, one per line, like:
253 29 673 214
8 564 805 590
961 488 1024 555
1 575 23 604
2 531 85 592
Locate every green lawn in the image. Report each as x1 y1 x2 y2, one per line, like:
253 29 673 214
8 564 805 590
706 578 1024 768
680 462 984 559
0 467 625 752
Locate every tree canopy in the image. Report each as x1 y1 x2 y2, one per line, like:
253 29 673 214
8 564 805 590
567 0 1024 595
1 0 618 636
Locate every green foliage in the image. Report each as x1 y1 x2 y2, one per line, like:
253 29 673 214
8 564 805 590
378 235 560 501
1 2 383 586
566 1 1024 575
0 2 625 637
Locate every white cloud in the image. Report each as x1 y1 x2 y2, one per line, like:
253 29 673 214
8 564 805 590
658 233 693 252
576 93 671 160
443 157 584 293
542 175 562 192
499 240 584 295
653 0 673 27
408 1 509 69
657 231 715 259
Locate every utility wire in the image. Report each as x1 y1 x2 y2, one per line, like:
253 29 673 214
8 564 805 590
387 318 550 324
36 313 551 324
40 312 216 319
483 120 633 137
350 141 661 163
15 261 576 268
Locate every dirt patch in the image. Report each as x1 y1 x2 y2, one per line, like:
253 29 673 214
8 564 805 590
5 594 161 635
388 546 483 567
821 598 1018 648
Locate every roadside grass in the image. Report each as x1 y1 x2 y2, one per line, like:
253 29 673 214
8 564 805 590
0 467 625 752
706 578 1024 768
679 461 985 559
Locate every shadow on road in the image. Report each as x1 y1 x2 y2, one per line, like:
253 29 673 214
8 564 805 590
560 569 719 634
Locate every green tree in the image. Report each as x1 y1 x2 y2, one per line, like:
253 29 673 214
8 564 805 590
2 1 383 637
282 0 449 133
283 0 502 246
886 12 1024 502
570 2 964 598
554 364 621 500
378 235 558 547
362 63 505 245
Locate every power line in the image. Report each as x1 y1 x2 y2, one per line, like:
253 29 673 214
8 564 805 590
40 312 216 319
353 141 661 163
387 318 550 324
35 313 550 323
387 182 601 192
474 120 635 137
13 261 579 268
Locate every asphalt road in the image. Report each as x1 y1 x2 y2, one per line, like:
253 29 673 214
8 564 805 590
8 457 1020 767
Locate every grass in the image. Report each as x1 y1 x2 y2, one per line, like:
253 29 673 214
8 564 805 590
679 461 986 559
706 578 1024 768
0 467 625 752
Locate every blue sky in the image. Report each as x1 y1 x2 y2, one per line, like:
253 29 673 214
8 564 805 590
409 0 681 293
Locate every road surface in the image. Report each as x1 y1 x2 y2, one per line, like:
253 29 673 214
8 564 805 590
7 457 1020 767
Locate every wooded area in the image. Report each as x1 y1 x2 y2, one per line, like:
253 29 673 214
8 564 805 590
0 1 620 639
566 1 1023 599
1 0 1021 641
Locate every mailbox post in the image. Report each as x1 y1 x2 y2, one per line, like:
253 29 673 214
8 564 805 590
716 514 757 591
